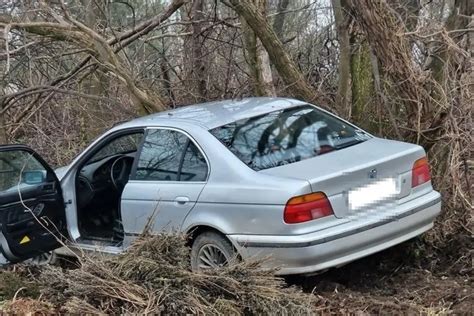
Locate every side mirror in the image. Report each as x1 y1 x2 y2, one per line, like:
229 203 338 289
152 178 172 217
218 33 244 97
21 170 46 185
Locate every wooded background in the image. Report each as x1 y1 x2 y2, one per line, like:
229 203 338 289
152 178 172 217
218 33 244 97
0 0 472 247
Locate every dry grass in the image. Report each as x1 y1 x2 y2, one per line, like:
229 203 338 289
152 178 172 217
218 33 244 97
1 235 472 314
1 234 315 314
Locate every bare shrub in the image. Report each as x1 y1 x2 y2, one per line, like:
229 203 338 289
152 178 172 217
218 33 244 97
37 234 314 314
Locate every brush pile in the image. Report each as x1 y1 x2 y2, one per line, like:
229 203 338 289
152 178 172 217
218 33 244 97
1 234 314 314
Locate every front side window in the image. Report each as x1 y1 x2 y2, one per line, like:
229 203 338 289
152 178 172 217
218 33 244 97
0 150 47 193
89 132 143 164
135 129 207 182
210 105 370 171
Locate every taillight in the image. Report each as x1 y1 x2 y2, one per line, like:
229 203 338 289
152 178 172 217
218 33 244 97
412 157 431 187
284 192 334 224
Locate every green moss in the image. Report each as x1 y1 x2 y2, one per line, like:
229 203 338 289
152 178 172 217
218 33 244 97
350 38 377 132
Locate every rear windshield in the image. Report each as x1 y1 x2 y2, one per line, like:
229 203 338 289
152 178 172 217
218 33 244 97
210 105 370 171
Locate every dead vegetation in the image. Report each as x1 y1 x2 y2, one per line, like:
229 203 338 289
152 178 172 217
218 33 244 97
1 234 314 314
0 233 472 314
293 239 472 315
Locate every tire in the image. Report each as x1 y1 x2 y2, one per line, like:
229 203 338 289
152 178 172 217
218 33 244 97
191 231 236 272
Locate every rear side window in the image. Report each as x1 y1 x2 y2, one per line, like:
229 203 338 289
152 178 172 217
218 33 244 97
180 142 208 181
210 105 369 171
135 129 207 181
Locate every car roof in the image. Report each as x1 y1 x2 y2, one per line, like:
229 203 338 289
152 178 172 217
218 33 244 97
122 97 307 130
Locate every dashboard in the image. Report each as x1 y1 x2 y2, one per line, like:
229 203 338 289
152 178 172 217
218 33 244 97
76 152 136 208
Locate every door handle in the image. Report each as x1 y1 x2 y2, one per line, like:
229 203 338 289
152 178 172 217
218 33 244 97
174 196 190 205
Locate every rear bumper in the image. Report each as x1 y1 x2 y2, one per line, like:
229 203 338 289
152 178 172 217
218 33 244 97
228 190 441 275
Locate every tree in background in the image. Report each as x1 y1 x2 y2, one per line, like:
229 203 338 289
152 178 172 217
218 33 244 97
0 1 471 235
240 0 275 97
181 0 207 102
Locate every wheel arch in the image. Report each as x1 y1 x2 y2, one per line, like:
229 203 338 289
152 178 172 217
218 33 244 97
185 224 240 253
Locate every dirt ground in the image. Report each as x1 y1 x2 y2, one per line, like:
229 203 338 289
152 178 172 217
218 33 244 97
0 233 472 314
288 236 473 314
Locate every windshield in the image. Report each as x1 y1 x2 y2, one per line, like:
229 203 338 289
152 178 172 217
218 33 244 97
210 105 370 171
88 132 143 164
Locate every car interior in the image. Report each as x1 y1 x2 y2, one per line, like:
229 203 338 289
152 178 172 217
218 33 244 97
75 131 144 243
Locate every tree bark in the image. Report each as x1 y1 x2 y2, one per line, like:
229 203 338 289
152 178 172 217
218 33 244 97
241 0 276 97
427 0 472 85
0 0 186 115
346 0 422 120
0 100 7 144
160 49 176 104
273 0 290 41
390 0 421 32
334 0 375 128
61 10 164 114
182 0 207 102
350 37 375 126
226 0 323 105
346 0 472 150
331 0 351 116
79 0 108 140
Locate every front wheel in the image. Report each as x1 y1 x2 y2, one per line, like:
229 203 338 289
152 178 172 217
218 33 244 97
26 251 57 266
191 231 236 272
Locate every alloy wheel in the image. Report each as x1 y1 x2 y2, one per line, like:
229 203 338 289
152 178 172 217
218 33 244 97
197 244 229 269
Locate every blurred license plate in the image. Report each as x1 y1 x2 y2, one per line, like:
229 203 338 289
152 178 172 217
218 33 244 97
348 177 398 210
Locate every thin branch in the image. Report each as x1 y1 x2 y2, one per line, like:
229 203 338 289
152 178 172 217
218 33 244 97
145 32 192 42
3 24 11 74
0 41 36 60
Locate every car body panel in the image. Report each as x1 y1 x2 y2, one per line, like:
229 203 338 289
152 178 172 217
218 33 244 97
229 190 441 275
121 97 307 130
260 137 425 218
121 180 206 235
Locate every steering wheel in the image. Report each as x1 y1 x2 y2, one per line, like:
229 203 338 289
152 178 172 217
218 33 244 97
110 155 133 191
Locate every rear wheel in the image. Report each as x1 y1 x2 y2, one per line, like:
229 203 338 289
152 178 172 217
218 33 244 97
191 231 236 271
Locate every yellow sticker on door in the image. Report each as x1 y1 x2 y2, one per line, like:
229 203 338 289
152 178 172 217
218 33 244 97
20 236 31 244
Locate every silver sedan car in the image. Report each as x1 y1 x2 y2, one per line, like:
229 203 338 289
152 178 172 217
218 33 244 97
0 98 441 274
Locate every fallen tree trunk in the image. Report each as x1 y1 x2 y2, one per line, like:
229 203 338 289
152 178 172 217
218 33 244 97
0 0 187 114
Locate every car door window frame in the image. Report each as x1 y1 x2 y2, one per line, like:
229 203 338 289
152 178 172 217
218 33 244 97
73 128 146 169
130 127 210 183
0 144 67 263
0 145 62 196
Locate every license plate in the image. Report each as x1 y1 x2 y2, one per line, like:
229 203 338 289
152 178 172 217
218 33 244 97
348 177 398 210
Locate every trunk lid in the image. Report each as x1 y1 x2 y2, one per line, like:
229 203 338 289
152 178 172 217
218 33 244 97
260 137 425 218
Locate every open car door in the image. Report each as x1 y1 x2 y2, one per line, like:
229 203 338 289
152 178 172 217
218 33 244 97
0 145 67 264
